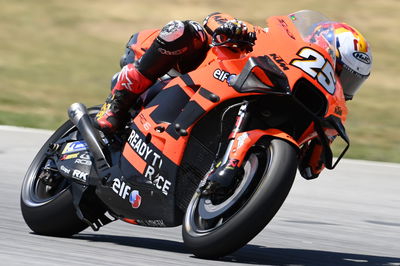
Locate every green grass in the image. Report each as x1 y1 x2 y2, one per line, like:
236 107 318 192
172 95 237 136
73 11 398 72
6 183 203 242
1 0 399 163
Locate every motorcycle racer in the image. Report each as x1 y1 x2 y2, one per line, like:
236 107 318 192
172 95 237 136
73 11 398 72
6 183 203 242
95 12 255 133
95 11 372 181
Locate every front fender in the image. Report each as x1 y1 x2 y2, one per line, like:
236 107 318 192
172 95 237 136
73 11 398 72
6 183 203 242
228 129 299 167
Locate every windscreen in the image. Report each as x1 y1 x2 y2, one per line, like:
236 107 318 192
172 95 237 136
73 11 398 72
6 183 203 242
288 10 337 66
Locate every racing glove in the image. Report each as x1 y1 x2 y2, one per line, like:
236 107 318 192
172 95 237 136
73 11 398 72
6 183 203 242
212 19 256 52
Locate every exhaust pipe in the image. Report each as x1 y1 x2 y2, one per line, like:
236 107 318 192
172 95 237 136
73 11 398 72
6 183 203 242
68 103 110 173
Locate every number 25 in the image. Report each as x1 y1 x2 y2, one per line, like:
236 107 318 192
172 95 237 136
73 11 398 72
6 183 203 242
291 47 336 94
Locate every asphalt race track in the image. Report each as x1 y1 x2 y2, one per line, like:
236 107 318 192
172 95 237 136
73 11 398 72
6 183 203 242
0 125 399 266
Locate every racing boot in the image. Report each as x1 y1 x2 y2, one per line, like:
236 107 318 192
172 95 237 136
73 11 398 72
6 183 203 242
95 64 153 134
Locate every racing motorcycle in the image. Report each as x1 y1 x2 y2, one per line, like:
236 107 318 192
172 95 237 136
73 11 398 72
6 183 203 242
21 10 350 258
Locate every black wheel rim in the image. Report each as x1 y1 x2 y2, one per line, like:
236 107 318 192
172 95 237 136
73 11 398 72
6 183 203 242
21 125 76 207
30 162 71 204
184 147 271 237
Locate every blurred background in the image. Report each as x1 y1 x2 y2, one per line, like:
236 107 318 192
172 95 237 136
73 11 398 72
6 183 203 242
1 0 399 162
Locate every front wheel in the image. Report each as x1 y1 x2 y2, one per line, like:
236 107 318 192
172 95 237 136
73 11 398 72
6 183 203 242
182 138 298 258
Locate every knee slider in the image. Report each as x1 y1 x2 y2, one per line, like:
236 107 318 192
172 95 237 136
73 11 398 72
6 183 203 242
120 33 139 68
120 49 136 68
110 72 120 90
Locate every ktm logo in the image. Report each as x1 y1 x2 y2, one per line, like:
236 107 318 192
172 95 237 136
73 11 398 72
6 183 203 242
270 53 289 70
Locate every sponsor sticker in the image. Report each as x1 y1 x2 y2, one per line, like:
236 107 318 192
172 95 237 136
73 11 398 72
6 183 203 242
126 130 171 196
62 141 88 154
291 47 336 94
75 158 92 166
135 219 166 227
72 169 88 182
213 69 236 85
353 52 371 64
60 153 79 161
227 159 239 169
60 165 71 174
112 178 142 208
270 53 289 70
129 190 142 209
112 178 131 199
237 133 249 148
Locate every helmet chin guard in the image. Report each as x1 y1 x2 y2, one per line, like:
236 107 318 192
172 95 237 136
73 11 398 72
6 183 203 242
334 24 372 99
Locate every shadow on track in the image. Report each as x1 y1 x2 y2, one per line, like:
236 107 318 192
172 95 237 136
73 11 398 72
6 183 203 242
226 245 400 266
74 234 400 265
74 233 189 255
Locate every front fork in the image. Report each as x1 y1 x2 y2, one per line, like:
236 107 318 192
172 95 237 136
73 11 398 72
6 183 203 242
220 101 250 166
199 102 250 194
200 101 299 193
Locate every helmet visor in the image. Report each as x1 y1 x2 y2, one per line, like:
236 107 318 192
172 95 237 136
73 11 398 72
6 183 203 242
338 64 369 100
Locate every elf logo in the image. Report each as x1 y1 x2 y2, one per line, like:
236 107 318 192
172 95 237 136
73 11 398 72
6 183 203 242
112 178 142 208
213 69 236 85
112 178 131 199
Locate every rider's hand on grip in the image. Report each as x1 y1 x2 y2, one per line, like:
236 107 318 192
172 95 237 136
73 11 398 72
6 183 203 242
212 19 256 52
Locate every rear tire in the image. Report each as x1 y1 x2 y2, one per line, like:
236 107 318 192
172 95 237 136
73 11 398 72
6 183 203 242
20 107 100 236
182 138 298 258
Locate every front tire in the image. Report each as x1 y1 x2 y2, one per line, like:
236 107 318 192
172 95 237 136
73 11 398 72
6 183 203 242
182 138 298 258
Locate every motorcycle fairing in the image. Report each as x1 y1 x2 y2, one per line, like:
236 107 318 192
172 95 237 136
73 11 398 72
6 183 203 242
51 128 97 185
95 125 182 226
229 53 350 168
232 55 291 95
228 129 299 167
97 60 253 224
55 149 93 185
87 13 352 227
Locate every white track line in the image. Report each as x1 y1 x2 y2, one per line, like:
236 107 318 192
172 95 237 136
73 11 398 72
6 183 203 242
341 158 400 168
0 125 52 134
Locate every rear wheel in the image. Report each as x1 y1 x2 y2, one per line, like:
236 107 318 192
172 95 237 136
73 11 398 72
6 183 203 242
20 107 100 236
182 138 298 258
